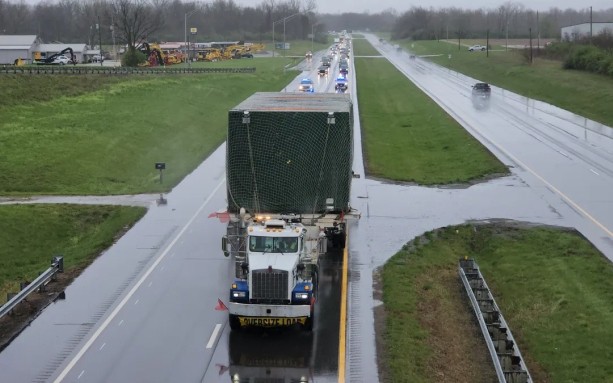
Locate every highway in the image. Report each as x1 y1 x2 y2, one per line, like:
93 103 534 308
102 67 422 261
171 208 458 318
1 34 612 383
0 49 353 383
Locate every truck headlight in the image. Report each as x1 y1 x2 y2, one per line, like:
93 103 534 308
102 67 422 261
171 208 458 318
294 292 309 300
232 291 247 298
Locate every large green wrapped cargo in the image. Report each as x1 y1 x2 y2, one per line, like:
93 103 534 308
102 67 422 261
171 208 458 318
227 92 353 214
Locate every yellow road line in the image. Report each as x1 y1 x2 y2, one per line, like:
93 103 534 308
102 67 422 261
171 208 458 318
338 232 349 383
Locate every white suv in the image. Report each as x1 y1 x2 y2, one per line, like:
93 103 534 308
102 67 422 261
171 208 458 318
53 55 72 65
468 45 486 52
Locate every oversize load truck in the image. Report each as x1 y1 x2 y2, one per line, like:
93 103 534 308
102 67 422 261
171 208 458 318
222 92 356 330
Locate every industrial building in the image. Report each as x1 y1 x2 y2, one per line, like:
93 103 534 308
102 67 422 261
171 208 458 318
0 35 98 64
561 22 613 41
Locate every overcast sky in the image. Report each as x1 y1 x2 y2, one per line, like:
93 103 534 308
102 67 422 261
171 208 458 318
230 0 612 15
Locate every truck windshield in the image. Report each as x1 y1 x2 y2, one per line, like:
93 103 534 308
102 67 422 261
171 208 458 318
249 236 299 253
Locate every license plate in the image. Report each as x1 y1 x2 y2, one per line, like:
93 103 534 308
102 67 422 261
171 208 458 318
238 316 307 327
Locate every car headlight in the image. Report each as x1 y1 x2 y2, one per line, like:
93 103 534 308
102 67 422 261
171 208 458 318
232 291 247 298
294 292 309 300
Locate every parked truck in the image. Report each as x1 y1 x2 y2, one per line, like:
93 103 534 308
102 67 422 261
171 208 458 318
221 92 356 331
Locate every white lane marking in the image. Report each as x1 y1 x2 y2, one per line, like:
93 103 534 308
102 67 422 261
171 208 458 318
118 320 124 327
77 370 85 380
53 179 225 383
134 299 139 305
206 324 222 349
98 343 106 351
590 169 600 176
148 281 153 288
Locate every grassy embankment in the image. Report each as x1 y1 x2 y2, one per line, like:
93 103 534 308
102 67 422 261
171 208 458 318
403 40 613 127
381 224 613 383
0 58 297 195
355 54 507 184
0 58 297 302
0 205 146 303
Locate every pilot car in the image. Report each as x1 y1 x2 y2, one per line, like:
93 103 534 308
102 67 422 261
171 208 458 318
298 78 315 93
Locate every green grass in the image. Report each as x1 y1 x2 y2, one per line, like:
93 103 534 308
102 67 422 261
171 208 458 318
351 39 381 56
355 57 507 184
382 224 613 382
0 58 297 195
403 40 613 127
0 204 145 303
271 38 332 57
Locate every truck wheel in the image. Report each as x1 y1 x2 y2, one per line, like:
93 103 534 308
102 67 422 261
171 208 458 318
303 306 315 331
229 314 241 331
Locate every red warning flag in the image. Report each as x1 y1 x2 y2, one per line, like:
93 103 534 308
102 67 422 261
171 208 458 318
215 298 228 311
216 364 229 375
208 211 230 223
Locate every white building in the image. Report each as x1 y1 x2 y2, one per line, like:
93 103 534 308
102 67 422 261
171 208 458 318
0 35 40 64
561 22 613 41
0 35 97 64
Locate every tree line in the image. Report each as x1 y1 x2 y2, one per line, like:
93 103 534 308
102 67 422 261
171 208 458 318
391 1 613 40
1 0 612 47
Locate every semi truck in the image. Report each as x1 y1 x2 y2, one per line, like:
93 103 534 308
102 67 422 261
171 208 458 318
221 92 356 331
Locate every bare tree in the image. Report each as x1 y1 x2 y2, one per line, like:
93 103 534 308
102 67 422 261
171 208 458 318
111 0 166 49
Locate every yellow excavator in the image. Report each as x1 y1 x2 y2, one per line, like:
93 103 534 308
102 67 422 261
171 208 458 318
197 48 222 62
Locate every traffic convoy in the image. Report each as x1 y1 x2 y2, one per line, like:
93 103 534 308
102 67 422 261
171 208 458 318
303 36 352 94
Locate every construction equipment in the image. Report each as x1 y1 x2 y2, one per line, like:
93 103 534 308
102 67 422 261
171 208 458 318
137 43 184 66
197 48 222 62
34 48 76 65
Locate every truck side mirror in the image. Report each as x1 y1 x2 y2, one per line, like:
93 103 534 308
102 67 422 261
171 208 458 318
221 235 229 257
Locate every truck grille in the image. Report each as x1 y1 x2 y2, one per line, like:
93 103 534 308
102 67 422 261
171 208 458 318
251 269 289 303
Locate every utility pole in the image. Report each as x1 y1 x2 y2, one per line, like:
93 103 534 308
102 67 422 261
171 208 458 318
529 27 533 64
506 19 509 51
590 6 593 43
97 15 103 67
486 29 489 57
111 13 116 61
537 10 540 55
457 28 460 51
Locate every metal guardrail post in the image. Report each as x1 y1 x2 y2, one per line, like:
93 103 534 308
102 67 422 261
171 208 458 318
458 258 532 383
0 256 64 319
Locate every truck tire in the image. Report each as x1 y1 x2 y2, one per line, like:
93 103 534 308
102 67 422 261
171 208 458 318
229 314 241 331
303 306 315 331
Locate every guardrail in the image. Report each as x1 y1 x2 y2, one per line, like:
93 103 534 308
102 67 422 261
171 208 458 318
0 256 64 319
0 66 256 75
458 258 532 383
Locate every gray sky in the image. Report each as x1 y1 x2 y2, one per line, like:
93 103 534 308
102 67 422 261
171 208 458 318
231 0 611 14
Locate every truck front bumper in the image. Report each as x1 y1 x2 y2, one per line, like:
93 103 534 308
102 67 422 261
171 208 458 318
228 302 311 327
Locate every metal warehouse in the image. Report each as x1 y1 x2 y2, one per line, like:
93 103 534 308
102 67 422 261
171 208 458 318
561 22 613 41
0 35 40 64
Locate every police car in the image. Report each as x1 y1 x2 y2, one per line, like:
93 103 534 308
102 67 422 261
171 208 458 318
335 76 348 93
298 78 315 93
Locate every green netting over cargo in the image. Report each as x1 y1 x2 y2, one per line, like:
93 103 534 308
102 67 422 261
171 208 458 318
227 92 353 214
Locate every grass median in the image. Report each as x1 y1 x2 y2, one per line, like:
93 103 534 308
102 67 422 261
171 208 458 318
351 38 381 56
0 204 145 304
0 58 297 195
355 57 507 184
380 223 613 383
403 40 613 127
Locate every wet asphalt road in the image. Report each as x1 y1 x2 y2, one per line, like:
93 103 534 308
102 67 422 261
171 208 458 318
1 35 612 383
